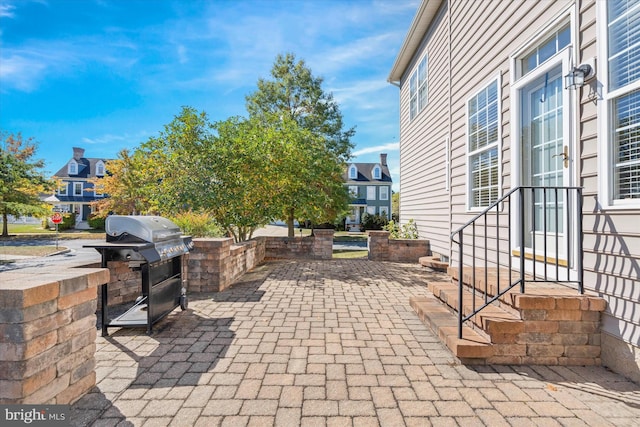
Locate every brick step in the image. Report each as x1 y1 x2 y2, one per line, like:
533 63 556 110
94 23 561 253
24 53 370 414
418 256 448 272
427 281 521 342
409 296 492 362
446 266 605 312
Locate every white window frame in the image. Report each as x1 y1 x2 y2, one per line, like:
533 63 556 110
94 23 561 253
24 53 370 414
379 186 389 201
366 206 376 215
372 165 381 180
409 54 428 121
68 160 77 175
96 161 105 177
94 182 104 197
466 74 502 211
348 165 358 179
58 183 68 196
73 182 83 196
348 186 358 197
366 186 376 201
598 0 640 209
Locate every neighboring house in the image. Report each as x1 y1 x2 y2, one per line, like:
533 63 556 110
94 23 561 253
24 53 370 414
50 147 110 222
389 1 639 380
343 153 393 231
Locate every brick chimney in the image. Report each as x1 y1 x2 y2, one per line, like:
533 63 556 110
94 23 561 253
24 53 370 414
72 147 85 161
380 153 387 166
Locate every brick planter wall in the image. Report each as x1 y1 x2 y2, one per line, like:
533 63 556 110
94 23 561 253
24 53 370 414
265 229 334 260
187 237 266 293
0 267 109 404
187 231 332 293
368 230 431 262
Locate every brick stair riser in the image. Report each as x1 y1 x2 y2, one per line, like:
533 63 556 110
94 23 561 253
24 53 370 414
422 271 606 365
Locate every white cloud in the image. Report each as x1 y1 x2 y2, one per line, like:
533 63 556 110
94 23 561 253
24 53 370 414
0 4 15 18
81 131 148 146
353 142 399 157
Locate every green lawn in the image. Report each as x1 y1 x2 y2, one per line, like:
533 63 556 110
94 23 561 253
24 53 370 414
0 223 105 240
3 223 51 233
332 249 368 259
0 245 66 257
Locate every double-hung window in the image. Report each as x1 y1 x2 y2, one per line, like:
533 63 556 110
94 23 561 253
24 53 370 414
58 183 68 196
74 182 83 196
379 186 389 201
366 186 376 201
467 78 500 209
409 55 428 121
601 1 640 206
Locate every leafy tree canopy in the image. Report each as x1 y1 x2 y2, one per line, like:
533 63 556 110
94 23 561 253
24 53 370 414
245 53 354 236
0 131 54 236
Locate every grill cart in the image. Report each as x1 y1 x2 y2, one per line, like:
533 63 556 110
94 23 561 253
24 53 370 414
85 215 194 336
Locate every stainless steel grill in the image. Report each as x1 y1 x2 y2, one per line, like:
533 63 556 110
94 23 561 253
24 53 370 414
85 215 194 335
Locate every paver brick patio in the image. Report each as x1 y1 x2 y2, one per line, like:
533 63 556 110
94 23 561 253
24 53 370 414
71 260 640 426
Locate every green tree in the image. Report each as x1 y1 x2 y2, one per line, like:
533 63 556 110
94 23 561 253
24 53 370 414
94 148 158 215
392 191 400 221
0 131 53 236
246 53 354 236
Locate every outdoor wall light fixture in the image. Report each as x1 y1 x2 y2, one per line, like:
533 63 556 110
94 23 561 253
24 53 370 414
564 64 593 90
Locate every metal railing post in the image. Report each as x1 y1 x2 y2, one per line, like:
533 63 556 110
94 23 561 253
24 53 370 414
519 188 526 293
458 231 464 339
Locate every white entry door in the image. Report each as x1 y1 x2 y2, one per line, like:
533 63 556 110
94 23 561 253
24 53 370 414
513 46 576 278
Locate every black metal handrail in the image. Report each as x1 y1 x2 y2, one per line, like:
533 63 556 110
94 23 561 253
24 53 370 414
450 186 583 339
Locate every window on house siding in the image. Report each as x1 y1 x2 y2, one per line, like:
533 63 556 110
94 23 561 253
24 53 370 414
379 186 389 201
373 165 381 179
68 161 77 175
468 79 500 208
95 182 104 197
366 186 376 200
521 25 570 76
366 206 376 215
410 55 428 121
74 182 83 196
349 165 358 179
606 1 640 202
349 186 358 197
58 183 68 196
96 162 105 176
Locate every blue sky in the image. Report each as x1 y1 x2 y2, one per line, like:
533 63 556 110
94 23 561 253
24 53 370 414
1 0 418 191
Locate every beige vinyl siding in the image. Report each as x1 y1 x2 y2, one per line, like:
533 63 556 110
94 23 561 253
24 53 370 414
447 0 573 265
399 2 451 256
583 0 640 346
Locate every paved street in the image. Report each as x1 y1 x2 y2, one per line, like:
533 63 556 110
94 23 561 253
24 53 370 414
0 238 102 271
71 259 640 426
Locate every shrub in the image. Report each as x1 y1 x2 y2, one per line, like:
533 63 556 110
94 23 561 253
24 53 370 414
87 213 106 230
384 218 419 239
170 211 224 237
43 212 76 230
360 212 389 231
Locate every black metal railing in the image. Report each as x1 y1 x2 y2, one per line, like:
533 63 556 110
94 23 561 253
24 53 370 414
450 186 583 338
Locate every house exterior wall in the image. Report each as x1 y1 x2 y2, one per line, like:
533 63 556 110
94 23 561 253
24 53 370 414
399 2 451 258
392 0 640 381
344 158 393 229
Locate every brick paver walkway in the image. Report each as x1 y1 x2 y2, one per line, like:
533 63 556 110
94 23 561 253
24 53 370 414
71 260 640 426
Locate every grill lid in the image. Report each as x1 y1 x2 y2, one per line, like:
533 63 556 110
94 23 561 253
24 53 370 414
106 215 181 243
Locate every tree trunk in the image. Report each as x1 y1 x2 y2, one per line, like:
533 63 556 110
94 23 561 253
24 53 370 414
2 211 8 237
287 207 295 238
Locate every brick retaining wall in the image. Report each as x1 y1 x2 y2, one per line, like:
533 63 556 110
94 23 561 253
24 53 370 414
265 229 334 260
0 267 109 404
368 230 431 262
187 237 266 293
